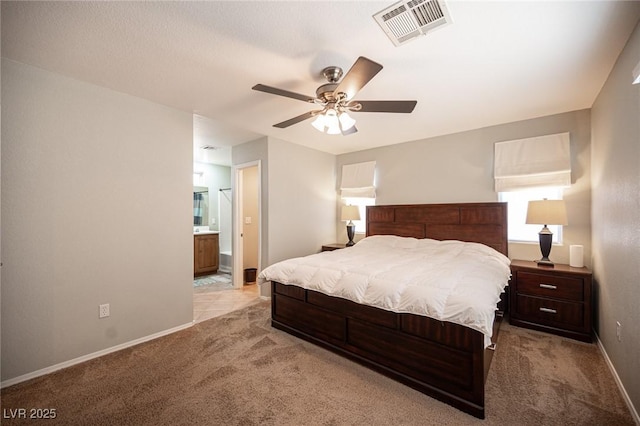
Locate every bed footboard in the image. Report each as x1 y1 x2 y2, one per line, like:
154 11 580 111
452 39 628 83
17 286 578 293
271 281 495 419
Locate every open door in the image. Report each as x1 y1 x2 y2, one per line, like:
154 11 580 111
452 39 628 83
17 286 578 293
232 161 261 289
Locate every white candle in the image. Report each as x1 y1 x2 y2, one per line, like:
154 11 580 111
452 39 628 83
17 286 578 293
570 245 584 268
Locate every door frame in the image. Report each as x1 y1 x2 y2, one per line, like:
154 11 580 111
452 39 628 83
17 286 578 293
232 160 262 289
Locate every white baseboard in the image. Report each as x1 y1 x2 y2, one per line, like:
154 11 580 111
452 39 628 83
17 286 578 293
1 321 193 389
595 331 640 424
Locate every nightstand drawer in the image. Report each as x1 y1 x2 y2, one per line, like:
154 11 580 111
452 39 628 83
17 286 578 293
515 294 585 329
517 271 583 301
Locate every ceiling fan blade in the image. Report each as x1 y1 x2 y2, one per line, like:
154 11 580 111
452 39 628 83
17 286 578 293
252 84 315 103
273 111 317 128
333 57 383 100
353 100 417 113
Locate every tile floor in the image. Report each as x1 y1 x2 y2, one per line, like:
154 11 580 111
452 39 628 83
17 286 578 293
193 272 261 323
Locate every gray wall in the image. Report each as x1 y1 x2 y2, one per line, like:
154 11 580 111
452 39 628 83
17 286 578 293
233 136 337 298
267 137 337 265
1 60 194 382
591 21 640 415
337 109 592 267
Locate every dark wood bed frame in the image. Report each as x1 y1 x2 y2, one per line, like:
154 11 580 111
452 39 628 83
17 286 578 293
270 202 508 419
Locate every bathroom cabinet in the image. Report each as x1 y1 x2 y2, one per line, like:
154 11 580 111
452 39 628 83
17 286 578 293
194 233 219 276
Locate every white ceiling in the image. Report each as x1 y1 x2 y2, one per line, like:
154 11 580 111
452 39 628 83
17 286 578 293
3 1 639 164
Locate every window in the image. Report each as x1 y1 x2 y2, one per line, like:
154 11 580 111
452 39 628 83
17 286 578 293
343 197 375 234
340 161 377 234
499 187 564 243
494 133 570 244
494 133 571 192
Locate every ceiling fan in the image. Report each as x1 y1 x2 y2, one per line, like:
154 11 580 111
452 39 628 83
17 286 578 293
252 56 417 136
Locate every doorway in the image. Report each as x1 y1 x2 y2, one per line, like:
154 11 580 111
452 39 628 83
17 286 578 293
233 161 261 289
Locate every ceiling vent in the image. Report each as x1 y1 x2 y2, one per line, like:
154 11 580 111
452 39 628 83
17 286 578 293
200 145 221 150
373 0 452 47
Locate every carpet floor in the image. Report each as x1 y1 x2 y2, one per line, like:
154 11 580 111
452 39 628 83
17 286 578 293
1 301 634 425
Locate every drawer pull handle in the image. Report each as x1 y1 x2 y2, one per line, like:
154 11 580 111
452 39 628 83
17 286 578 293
540 307 557 314
539 283 557 290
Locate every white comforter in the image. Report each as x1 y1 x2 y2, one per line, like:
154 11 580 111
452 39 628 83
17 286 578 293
258 235 512 347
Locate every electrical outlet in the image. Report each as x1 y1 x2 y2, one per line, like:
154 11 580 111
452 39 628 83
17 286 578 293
245 217 252 224
99 303 110 319
616 321 622 342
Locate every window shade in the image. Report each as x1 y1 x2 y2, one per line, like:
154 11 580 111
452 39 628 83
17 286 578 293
494 132 571 192
341 161 376 198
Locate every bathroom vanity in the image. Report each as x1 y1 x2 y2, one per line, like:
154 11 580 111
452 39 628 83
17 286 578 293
194 231 219 276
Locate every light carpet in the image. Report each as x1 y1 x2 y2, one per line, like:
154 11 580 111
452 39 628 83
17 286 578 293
1 301 634 425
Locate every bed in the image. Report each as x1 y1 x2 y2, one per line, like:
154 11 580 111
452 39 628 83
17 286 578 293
260 202 509 419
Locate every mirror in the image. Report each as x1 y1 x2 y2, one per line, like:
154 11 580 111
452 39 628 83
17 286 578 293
193 186 209 226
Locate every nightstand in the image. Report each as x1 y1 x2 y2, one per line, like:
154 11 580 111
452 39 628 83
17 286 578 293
321 243 349 252
509 259 592 343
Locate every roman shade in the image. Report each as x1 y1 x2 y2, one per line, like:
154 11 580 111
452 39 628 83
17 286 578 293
340 161 376 198
494 132 571 192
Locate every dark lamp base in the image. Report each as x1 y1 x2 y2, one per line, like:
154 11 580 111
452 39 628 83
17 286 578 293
536 259 555 267
346 223 356 247
537 227 555 268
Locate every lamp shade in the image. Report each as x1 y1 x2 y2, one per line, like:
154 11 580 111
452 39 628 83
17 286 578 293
339 112 356 131
311 114 326 132
325 110 341 135
526 199 568 225
341 205 361 221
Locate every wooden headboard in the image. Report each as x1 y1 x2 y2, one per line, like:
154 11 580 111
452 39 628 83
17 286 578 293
366 202 508 256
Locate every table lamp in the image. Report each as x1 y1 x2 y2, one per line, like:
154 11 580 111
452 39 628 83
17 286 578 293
526 199 568 267
341 205 361 247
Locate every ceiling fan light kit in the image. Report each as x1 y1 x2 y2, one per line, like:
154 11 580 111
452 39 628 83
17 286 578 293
311 109 356 135
252 56 417 136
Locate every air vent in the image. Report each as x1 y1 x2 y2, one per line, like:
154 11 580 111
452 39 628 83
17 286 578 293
373 0 452 47
200 145 220 150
